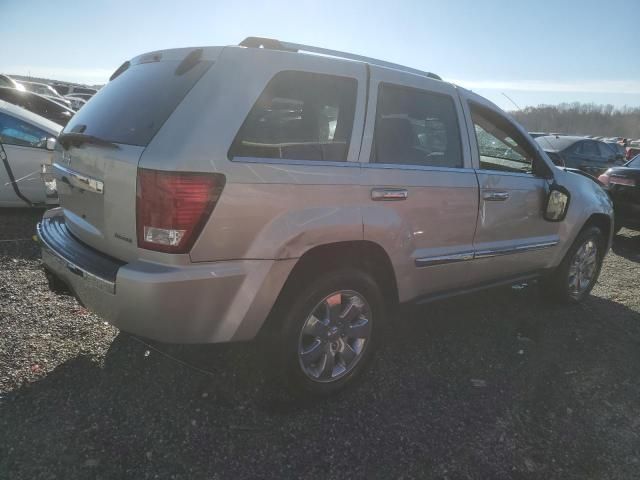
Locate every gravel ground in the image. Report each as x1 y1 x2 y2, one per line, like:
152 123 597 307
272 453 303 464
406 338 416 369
1 208 639 479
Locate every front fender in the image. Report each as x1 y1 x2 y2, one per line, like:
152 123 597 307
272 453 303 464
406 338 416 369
553 168 614 259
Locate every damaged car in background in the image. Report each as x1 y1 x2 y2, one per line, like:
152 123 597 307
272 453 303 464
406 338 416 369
0 100 61 207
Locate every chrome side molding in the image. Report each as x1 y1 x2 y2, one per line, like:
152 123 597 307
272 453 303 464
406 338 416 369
53 163 104 195
474 241 559 259
415 251 474 267
415 241 559 267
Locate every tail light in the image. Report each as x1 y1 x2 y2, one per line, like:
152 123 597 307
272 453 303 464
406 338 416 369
136 169 225 253
598 171 635 188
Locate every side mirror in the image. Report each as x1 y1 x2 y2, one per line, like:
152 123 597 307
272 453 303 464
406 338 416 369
46 138 56 151
544 184 570 222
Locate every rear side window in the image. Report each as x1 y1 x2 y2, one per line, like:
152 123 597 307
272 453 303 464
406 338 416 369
63 57 212 146
372 84 463 168
229 71 357 162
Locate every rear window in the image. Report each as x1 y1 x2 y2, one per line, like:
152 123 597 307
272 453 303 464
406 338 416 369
63 58 212 146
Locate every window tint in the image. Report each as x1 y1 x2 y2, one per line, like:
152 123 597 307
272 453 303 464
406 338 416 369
372 84 462 168
470 103 536 174
0 112 49 148
628 155 640 168
64 57 212 146
598 142 614 157
578 141 599 156
230 71 357 162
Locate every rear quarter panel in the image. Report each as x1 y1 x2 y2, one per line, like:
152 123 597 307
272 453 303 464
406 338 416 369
139 46 370 262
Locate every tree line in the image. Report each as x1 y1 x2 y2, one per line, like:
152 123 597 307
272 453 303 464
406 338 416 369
510 103 640 140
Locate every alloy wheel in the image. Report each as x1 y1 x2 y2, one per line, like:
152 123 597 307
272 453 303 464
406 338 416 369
568 238 599 297
297 290 372 383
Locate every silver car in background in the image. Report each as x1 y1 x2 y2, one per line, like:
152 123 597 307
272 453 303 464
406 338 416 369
38 37 613 396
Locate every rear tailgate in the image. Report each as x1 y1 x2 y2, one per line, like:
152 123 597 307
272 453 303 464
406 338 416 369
52 47 218 262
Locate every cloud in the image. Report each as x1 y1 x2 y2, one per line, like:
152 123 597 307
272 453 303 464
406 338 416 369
450 79 640 95
2 66 113 84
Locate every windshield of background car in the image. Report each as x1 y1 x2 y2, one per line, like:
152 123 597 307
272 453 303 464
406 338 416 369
628 155 640 168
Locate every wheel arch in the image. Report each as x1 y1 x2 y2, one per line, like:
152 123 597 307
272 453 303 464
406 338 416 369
583 212 613 251
258 240 399 338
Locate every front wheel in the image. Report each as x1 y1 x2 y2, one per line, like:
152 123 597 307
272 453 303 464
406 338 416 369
541 226 605 303
274 268 384 397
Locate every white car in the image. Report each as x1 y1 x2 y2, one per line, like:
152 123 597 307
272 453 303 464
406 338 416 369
22 82 73 110
0 74 26 91
0 100 61 206
64 95 87 110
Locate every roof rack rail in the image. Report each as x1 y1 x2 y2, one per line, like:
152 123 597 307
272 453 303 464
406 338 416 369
239 37 442 81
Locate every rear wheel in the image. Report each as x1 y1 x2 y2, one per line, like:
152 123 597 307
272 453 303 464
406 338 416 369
541 226 605 303
273 268 384 397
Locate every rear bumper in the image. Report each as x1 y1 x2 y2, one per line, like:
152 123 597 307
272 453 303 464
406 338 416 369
38 209 295 343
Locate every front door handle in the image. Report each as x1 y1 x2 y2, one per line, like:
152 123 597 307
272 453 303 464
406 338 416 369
483 190 510 201
371 188 408 201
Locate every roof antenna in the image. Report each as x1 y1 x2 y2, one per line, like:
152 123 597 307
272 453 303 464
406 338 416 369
502 92 522 111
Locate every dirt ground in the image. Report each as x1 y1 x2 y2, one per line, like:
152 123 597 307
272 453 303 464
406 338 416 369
1 208 639 479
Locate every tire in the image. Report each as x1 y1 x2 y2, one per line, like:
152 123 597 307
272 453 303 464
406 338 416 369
272 268 385 397
540 225 605 303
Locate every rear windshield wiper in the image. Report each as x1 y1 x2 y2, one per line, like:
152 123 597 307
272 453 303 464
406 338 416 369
58 132 119 150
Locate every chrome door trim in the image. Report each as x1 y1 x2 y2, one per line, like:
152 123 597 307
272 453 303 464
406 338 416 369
230 157 361 168
362 162 472 173
475 169 538 179
371 188 408 201
482 190 510 201
415 251 474 267
53 163 104 194
475 240 559 259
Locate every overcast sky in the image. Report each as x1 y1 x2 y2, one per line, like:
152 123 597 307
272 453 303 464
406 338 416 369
3 0 639 110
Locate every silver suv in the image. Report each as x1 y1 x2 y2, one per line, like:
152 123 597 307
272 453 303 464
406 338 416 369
38 37 613 395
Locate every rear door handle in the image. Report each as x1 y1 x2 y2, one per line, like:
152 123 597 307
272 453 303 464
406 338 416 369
371 188 408 201
483 190 510 201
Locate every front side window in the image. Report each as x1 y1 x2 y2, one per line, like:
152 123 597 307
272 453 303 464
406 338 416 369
372 84 462 168
470 103 537 174
0 112 49 148
229 71 357 162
